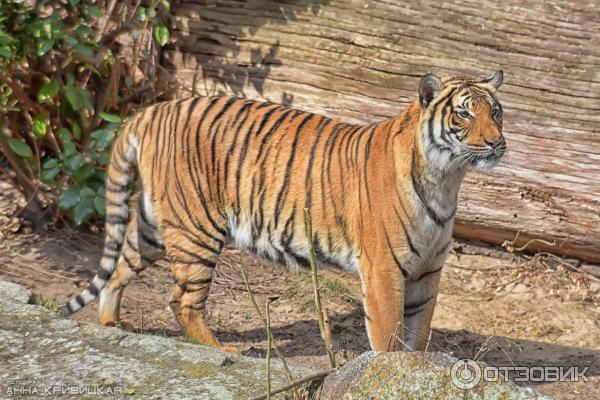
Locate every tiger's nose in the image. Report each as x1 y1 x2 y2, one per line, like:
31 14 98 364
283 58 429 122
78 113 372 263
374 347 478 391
484 137 505 150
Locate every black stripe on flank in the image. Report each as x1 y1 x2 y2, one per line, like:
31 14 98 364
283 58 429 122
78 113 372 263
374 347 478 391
139 228 164 250
165 190 223 247
274 113 315 227
304 117 332 209
139 201 157 229
384 229 408 278
393 206 421 258
362 125 376 211
404 295 433 318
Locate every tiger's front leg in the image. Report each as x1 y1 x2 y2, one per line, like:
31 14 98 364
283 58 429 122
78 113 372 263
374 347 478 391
359 254 406 351
403 264 443 351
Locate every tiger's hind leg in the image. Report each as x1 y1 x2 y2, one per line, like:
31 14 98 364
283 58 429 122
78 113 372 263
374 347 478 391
98 200 164 329
163 227 237 353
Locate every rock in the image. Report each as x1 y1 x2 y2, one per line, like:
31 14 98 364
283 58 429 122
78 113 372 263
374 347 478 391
0 280 313 399
0 280 32 304
321 352 552 400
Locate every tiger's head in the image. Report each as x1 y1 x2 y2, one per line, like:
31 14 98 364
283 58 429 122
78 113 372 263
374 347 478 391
417 70 506 172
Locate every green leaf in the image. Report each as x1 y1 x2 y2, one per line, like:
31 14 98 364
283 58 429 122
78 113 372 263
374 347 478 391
7 138 33 158
160 0 171 11
99 112 122 123
67 154 83 172
84 5 102 18
63 36 78 46
91 128 115 149
94 196 106 215
64 84 83 110
58 188 80 209
74 43 95 58
74 163 94 183
37 81 60 103
73 196 95 225
80 186 96 198
32 115 48 137
41 166 60 182
69 0 81 6
78 88 93 111
59 127 71 142
71 122 81 140
43 158 59 170
154 25 170 47
63 141 76 158
0 45 13 58
37 39 54 56
137 7 148 22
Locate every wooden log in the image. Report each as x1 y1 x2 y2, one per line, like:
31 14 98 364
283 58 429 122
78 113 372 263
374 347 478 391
164 0 600 263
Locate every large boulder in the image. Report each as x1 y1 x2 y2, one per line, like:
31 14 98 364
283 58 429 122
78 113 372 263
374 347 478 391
0 280 313 399
321 351 551 400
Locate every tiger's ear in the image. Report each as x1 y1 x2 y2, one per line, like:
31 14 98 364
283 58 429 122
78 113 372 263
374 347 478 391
418 73 443 109
480 70 503 90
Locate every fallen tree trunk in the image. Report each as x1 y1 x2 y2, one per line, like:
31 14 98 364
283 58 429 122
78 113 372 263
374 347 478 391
164 0 600 263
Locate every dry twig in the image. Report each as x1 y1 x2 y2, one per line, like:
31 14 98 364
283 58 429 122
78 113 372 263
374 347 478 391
304 208 336 369
239 267 299 400
249 370 332 400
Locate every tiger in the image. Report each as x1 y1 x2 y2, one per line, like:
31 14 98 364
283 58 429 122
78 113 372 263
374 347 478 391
63 70 505 353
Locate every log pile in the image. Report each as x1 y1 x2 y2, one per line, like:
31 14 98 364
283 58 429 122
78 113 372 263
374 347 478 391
164 0 600 262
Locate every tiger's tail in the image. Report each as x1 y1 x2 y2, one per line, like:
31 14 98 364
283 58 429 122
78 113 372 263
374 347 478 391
62 122 139 315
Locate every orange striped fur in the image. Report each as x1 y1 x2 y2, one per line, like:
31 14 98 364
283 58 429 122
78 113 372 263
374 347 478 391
63 71 505 352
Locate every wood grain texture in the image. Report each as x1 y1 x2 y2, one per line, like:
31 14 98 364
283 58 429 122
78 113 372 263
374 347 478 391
163 0 600 262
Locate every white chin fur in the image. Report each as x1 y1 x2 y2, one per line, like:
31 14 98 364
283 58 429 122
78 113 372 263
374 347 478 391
472 156 499 171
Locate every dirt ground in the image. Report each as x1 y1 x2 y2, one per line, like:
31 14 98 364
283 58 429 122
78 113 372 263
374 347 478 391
1 179 599 399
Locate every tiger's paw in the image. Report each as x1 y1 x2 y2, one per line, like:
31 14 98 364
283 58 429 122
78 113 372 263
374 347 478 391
104 319 135 332
219 345 240 353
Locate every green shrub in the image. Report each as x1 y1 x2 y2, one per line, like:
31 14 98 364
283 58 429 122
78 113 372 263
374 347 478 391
0 0 171 226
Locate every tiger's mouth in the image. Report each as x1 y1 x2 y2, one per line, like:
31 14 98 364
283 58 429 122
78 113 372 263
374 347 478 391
470 149 505 170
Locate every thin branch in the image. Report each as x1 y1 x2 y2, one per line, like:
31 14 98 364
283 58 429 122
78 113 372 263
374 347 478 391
239 267 299 400
265 298 272 400
249 370 332 400
304 208 336 369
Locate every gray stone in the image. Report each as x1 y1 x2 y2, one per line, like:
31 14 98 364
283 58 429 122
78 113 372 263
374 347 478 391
0 280 313 399
321 351 552 400
0 280 32 304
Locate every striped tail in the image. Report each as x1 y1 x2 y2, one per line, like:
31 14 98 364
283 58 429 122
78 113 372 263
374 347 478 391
62 126 138 315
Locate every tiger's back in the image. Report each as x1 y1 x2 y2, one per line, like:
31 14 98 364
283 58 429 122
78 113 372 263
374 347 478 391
136 96 375 272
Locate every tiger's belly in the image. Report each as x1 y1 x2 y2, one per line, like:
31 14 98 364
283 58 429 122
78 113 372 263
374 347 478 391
225 212 360 273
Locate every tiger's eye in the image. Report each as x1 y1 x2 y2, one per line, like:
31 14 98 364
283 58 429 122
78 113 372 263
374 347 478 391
457 110 471 119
